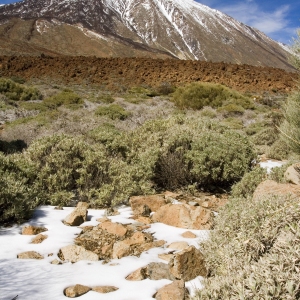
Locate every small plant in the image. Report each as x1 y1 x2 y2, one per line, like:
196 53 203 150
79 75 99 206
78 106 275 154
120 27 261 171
95 104 130 120
172 82 253 110
43 91 83 109
0 78 42 101
231 166 267 198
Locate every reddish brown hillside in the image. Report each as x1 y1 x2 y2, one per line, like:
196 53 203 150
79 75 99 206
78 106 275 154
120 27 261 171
0 56 298 93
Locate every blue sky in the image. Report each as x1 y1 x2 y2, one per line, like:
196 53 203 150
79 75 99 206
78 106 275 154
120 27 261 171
0 0 299 44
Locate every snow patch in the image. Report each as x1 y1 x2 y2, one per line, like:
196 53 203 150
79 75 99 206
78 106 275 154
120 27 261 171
0 205 208 299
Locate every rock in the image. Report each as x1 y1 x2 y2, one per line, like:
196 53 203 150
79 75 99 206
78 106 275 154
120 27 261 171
140 240 166 252
164 191 181 200
58 245 99 263
152 203 213 229
188 201 199 206
126 267 147 281
145 262 174 280
98 221 127 237
51 259 62 265
181 231 197 238
130 195 167 215
132 216 152 224
17 251 44 260
158 253 174 262
22 225 48 235
154 280 189 300
96 217 110 223
253 180 300 201
30 234 48 244
54 206 64 210
169 246 207 281
64 284 91 298
92 286 118 293
285 164 300 185
112 241 131 259
167 242 189 251
63 202 89 226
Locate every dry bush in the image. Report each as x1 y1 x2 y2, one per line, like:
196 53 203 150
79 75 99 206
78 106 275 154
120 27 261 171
194 193 300 300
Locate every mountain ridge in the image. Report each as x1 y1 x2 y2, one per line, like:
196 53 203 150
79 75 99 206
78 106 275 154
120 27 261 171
0 0 295 71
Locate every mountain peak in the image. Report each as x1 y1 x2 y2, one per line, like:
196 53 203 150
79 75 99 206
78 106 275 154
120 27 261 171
0 0 294 70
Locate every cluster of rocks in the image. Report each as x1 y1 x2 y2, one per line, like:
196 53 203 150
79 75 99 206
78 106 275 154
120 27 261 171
16 191 225 299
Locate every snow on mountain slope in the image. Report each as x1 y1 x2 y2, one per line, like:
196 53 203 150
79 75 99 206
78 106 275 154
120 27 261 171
0 0 294 70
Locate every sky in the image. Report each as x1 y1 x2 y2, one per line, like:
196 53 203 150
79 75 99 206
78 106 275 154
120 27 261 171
0 0 299 45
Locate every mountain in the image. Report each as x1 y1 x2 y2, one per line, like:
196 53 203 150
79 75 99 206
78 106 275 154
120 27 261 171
0 0 294 70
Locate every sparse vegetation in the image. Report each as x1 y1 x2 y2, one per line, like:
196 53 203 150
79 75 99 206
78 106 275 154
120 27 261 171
95 104 130 120
172 82 254 110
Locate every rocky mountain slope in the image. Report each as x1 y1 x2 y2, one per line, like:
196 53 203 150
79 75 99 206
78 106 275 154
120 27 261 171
0 0 295 70
0 56 298 93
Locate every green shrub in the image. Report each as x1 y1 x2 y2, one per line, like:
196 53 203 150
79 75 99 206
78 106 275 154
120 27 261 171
95 104 130 120
0 153 39 225
187 130 255 188
222 117 244 129
0 78 42 101
200 106 217 118
267 139 290 160
97 94 115 104
231 166 267 198
279 88 300 154
43 91 83 109
172 82 253 110
218 103 245 116
251 127 278 146
155 82 175 95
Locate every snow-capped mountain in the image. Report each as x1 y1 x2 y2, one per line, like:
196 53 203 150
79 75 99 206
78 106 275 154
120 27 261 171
0 0 294 70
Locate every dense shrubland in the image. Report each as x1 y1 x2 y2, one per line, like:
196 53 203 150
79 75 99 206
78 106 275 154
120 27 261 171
194 31 300 300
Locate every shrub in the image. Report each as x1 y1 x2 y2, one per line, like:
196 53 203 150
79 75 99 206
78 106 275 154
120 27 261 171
187 130 255 188
200 106 217 118
155 82 175 95
231 166 267 198
172 82 253 110
0 139 27 154
279 88 300 153
194 193 300 300
95 104 130 120
267 139 290 160
0 78 42 101
43 91 83 109
218 103 245 116
251 127 278 146
0 153 39 225
97 94 114 104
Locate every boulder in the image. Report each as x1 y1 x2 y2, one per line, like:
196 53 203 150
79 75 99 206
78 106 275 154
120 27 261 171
126 267 147 281
132 216 152 224
152 203 213 229
92 286 118 293
58 245 98 263
253 180 300 201
154 280 189 300
64 284 91 298
17 251 44 260
285 164 300 185
51 259 62 265
181 231 197 239
145 262 174 280
98 221 127 237
130 195 167 215
158 253 174 262
169 246 207 281
63 202 89 226
167 242 189 251
22 225 48 235
30 234 48 244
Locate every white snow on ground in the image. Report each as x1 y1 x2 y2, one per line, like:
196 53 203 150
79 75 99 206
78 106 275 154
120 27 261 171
259 160 285 173
0 206 208 300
